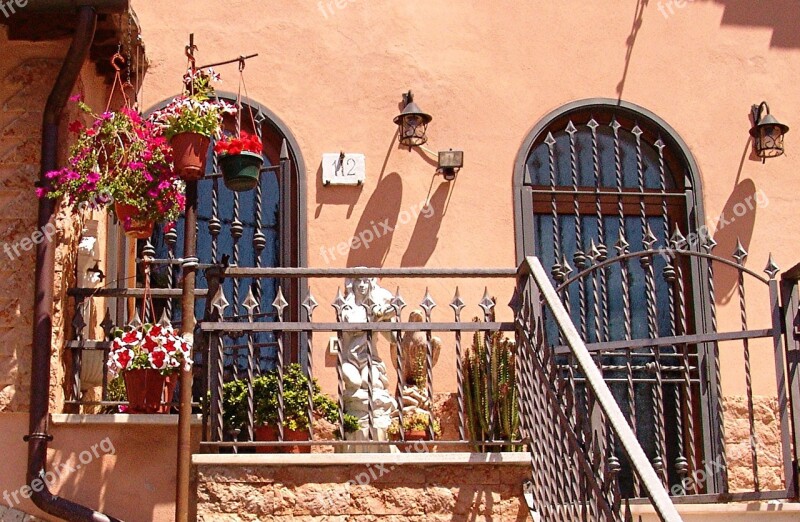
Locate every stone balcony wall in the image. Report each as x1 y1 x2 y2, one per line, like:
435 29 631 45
195 453 531 521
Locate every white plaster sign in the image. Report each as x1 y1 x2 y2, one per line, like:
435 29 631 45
322 152 365 186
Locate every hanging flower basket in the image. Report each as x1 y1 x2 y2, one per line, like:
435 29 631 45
215 131 263 192
170 131 211 181
114 202 155 239
37 100 185 236
123 368 170 414
149 68 236 182
108 323 192 415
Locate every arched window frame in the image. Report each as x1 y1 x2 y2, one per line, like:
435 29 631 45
512 99 727 495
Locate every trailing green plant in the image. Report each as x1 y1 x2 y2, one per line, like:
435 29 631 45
221 363 340 433
101 375 128 414
463 328 521 451
341 413 361 435
387 412 441 438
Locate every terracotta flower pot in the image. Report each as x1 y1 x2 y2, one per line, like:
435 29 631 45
219 151 263 192
391 429 431 453
114 202 154 239
123 369 175 414
170 132 211 181
157 372 179 413
254 425 311 454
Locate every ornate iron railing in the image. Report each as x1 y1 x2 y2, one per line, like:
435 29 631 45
64 256 800 516
517 256 682 520
196 267 519 451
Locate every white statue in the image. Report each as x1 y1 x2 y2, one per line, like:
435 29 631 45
339 275 399 452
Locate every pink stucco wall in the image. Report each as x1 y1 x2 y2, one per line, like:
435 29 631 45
0 413 200 522
131 0 800 400
2 2 800 519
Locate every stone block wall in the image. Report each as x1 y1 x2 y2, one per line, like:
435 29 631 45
196 458 531 521
723 394 786 492
0 29 62 412
0 27 109 413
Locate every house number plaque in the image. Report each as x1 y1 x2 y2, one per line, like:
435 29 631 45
322 152 366 186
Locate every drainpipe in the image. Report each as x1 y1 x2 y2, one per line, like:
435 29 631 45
28 2 126 521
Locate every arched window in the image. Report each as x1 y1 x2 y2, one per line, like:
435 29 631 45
134 95 307 371
514 99 725 496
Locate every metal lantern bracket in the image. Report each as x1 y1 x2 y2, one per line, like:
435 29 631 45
750 100 790 162
393 90 464 181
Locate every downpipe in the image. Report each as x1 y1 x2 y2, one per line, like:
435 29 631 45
28 4 125 521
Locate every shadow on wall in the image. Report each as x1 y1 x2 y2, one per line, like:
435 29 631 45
313 162 362 220
655 1 800 48
345 172 403 267
400 181 450 267
711 177 759 305
618 0 649 100
712 0 800 48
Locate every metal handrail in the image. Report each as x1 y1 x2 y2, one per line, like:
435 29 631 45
522 256 683 521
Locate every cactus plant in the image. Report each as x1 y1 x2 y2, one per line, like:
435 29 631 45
464 329 521 451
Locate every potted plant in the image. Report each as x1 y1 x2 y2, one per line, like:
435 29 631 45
388 412 441 452
341 413 361 437
464 329 521 451
149 68 236 181
106 323 192 414
222 363 340 453
39 101 184 238
214 130 264 192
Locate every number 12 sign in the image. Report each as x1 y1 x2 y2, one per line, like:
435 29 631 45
322 152 366 186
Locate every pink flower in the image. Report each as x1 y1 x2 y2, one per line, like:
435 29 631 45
69 93 84 102
35 187 48 198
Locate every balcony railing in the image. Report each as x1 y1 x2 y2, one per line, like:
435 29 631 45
64 256 800 520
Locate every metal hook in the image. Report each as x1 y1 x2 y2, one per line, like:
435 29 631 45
111 52 126 72
238 56 246 72
185 40 198 69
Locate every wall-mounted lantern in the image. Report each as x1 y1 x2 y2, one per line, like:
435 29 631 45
394 90 432 147
750 101 789 161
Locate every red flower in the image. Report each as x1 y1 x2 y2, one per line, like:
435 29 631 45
142 336 158 353
214 131 263 156
116 350 132 369
68 120 83 134
214 141 230 155
149 350 167 369
122 331 140 344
